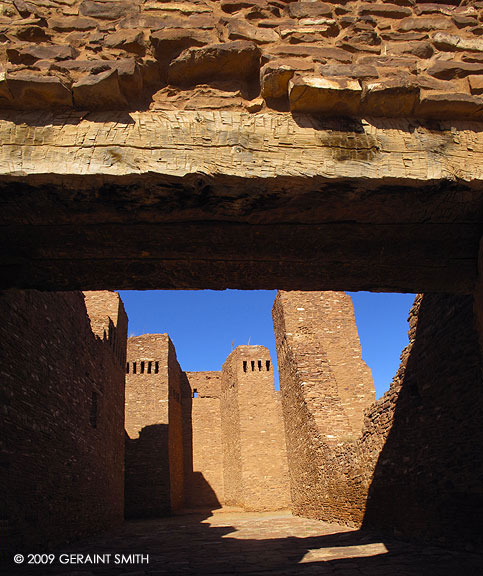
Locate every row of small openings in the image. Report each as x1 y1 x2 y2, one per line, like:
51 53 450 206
126 361 159 375
243 360 271 373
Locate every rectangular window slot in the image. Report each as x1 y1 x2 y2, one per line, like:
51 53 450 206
258 360 262 371
126 362 129 374
193 389 198 398
147 361 152 374
90 392 98 429
266 360 271 371
155 362 159 374
141 361 145 374
133 362 137 374
251 360 255 371
243 361 247 373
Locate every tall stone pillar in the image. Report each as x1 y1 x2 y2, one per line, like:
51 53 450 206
220 345 290 511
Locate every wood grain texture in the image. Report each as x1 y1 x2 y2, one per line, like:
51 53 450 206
0 111 483 182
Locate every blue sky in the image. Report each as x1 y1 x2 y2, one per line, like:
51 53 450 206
118 290 415 399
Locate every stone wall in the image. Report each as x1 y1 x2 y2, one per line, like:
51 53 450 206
0 0 482 120
0 289 127 554
272 290 375 523
273 289 483 548
221 346 291 511
124 333 185 517
361 293 483 549
182 372 224 508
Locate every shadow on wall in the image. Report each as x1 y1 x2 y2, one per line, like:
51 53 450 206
181 373 223 511
125 415 221 518
125 424 171 519
362 293 483 550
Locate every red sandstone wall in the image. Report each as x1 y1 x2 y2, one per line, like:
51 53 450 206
0 289 127 554
361 293 483 549
124 333 184 517
221 346 291 511
1 0 483 121
182 372 224 508
220 356 243 507
274 290 483 548
167 339 185 511
272 291 376 523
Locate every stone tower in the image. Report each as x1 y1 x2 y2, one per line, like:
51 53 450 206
220 345 291 511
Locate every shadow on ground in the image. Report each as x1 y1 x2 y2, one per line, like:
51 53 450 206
4 510 483 576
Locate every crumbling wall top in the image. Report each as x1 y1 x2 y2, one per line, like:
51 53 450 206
1 0 482 120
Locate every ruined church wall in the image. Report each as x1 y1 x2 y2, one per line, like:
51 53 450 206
183 372 224 508
274 290 483 548
0 289 127 554
167 339 184 511
220 358 243 507
361 293 483 549
124 334 184 517
273 291 372 524
221 346 291 511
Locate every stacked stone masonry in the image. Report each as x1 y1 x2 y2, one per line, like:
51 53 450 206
272 291 376 522
273 289 483 549
221 346 291 511
0 289 127 555
183 371 225 508
0 0 482 119
124 333 185 517
125 338 290 516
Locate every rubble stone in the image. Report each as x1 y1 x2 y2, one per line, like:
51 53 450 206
289 75 362 116
73 68 127 109
168 40 260 86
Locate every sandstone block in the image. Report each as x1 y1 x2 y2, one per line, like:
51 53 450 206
112 58 143 104
289 76 361 116
80 1 139 21
463 53 483 64
433 32 483 53
143 1 211 15
13 0 46 19
359 3 412 19
221 0 267 13
388 41 434 59
453 14 478 28
318 63 378 79
167 41 261 87
105 29 145 54
469 75 483 95
48 16 99 31
0 71 13 106
7 43 76 65
381 32 429 42
280 21 339 42
260 61 301 99
361 78 419 117
73 68 128 109
13 0 33 18
6 71 72 109
398 17 452 32
14 25 51 42
416 91 483 120
151 29 213 73
415 3 473 16
51 59 111 74
266 44 352 63
288 2 333 19
226 19 279 44
428 61 483 80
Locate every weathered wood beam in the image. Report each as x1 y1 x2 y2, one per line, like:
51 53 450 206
0 111 482 292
